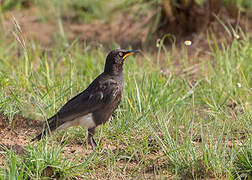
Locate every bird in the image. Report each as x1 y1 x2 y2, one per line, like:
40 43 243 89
32 49 139 150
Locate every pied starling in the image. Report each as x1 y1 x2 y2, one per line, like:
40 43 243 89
32 49 138 150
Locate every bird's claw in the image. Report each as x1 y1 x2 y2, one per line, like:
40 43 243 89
89 136 97 150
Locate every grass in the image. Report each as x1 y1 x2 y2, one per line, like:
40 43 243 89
0 139 96 179
0 0 119 23
0 1 252 177
0 23 251 179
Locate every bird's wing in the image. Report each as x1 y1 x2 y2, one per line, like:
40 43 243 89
47 77 121 129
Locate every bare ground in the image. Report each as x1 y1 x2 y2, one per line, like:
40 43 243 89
0 114 40 165
2 6 251 50
1 7 150 48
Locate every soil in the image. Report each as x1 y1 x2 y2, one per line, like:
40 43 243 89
2 5 251 50
1 7 151 49
0 114 41 165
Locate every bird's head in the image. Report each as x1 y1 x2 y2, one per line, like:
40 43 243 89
104 49 139 75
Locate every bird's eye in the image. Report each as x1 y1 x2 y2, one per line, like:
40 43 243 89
119 52 123 57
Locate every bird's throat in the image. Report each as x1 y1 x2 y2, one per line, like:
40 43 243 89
104 63 124 76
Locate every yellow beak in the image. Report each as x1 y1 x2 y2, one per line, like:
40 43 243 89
122 50 139 60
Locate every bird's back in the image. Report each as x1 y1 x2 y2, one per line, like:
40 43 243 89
41 72 123 133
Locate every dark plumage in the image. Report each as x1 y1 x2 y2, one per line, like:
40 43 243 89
32 49 138 150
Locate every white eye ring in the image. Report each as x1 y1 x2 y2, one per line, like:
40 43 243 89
119 52 123 57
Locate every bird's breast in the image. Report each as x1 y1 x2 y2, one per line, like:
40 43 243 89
93 92 122 126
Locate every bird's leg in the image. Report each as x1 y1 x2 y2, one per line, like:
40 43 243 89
88 128 97 150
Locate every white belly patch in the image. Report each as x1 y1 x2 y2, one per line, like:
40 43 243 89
56 113 96 130
77 113 96 129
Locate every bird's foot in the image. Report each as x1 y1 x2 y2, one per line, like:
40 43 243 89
89 136 97 150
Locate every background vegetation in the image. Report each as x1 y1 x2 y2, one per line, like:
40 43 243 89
0 0 251 179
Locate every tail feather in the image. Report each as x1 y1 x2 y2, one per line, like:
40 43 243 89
31 132 43 141
32 115 60 141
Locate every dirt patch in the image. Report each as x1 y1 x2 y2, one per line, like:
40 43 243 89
1 7 151 48
1 7 57 46
1 4 251 57
0 114 42 166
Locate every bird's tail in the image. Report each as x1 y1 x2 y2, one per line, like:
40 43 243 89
31 115 59 141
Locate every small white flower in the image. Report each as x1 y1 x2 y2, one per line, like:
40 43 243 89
156 39 161 47
237 83 241 88
234 33 240 39
184 40 192 46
